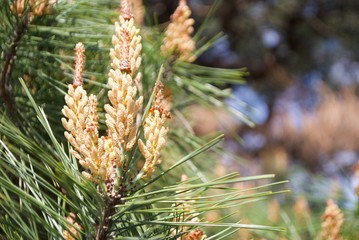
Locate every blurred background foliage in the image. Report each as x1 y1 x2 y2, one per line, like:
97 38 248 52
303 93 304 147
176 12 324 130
146 0 359 239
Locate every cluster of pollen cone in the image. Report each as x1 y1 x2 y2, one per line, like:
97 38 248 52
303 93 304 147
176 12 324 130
11 0 54 19
61 0 195 196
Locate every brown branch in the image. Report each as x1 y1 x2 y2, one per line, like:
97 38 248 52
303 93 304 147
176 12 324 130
96 199 118 240
96 182 126 239
0 13 30 120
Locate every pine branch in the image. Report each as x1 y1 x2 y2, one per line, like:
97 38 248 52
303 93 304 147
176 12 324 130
96 199 114 240
0 12 30 122
0 1 291 239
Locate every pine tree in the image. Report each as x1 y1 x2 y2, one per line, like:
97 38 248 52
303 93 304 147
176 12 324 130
0 0 286 239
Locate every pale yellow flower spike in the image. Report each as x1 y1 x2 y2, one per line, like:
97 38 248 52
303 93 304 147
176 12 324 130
138 83 170 178
63 213 82 240
319 199 344 240
62 43 108 181
10 0 53 18
131 0 145 25
73 42 85 87
161 0 196 62
182 229 206 240
105 0 143 160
